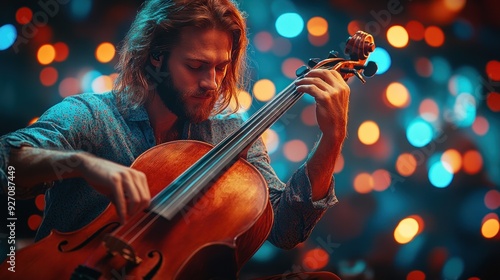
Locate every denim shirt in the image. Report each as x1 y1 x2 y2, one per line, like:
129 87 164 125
0 92 337 249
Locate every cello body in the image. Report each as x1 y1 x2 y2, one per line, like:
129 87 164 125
0 141 273 279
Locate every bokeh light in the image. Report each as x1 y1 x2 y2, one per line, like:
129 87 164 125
485 60 500 81
387 25 409 48
282 58 304 79
307 17 328 36
407 270 426 280
396 153 418 177
441 149 461 173
486 92 500 112
419 98 439 121
229 90 252 112
276 13 304 38
471 116 489 136
394 217 420 244
484 190 500 210
40 67 58 87
302 248 329 270
428 160 454 188
95 42 116 63
253 79 276 102
366 47 391 75
54 42 69 62
37 44 56 65
353 172 373 194
254 31 273 52
16 7 33 25
481 216 499 239
0 24 18 51
283 140 308 162
59 77 81 98
386 82 410 108
424 26 445 47
462 150 483 175
406 119 433 148
358 120 380 145
406 21 425 41
372 169 391 191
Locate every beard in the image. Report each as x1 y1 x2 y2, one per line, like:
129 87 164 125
156 69 218 124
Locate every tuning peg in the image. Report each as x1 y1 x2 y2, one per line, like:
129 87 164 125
308 58 321 68
362 61 378 77
328 51 339 58
295 65 309 77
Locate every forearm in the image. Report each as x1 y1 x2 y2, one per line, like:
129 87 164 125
306 134 343 201
8 146 86 198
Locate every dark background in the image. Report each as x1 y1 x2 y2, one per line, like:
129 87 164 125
1 0 500 279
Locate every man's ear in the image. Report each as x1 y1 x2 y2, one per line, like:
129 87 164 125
150 52 164 68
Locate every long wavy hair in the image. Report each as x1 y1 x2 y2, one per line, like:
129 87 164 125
113 0 247 114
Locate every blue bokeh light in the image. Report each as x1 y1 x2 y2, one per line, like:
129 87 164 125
0 24 17 51
453 19 474 40
81 70 102 92
275 13 304 38
442 257 464 280
366 47 391 75
70 0 93 20
428 161 453 188
406 119 433 148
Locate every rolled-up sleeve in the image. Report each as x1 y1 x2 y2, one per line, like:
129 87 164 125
0 95 93 196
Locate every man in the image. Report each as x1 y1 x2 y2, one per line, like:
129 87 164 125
1 0 348 278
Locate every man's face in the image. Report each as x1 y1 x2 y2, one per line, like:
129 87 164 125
156 27 232 123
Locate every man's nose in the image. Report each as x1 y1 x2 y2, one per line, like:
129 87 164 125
199 68 218 91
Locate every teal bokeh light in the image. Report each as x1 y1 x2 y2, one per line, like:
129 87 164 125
366 47 391 75
70 0 93 20
275 13 304 38
430 56 451 83
0 24 17 51
428 161 453 188
406 119 433 148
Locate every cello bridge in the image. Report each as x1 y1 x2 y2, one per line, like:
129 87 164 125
103 235 142 265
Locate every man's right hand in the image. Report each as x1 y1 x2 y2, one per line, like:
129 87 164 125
77 152 151 223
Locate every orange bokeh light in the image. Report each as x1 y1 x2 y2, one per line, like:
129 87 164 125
37 44 56 65
396 153 417 177
307 17 328 37
302 248 329 270
424 26 445 47
387 25 409 48
441 149 462 174
462 150 483 175
353 172 373 194
406 21 425 41
372 169 391 191
95 42 116 63
54 42 69 62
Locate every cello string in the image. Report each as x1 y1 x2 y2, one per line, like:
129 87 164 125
120 79 303 244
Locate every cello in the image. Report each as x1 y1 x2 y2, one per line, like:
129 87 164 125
0 31 377 279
